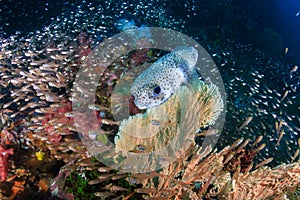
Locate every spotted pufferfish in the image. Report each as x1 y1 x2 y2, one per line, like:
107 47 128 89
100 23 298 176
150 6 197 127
131 46 198 109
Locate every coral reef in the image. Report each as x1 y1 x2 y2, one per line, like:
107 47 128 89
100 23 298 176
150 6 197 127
131 138 300 199
115 80 223 154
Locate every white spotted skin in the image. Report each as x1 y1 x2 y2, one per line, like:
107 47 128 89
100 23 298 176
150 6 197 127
131 46 198 109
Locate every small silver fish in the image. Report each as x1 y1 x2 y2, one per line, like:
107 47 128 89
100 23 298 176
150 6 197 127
131 46 198 109
238 116 253 131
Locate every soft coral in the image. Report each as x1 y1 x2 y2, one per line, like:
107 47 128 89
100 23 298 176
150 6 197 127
0 144 14 182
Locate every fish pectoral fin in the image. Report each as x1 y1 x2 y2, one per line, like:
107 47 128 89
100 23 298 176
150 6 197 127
186 72 201 93
177 62 190 82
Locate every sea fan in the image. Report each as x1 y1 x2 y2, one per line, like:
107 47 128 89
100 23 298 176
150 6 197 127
114 80 223 172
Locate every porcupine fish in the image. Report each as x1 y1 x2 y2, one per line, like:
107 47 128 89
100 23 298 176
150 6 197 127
130 46 198 109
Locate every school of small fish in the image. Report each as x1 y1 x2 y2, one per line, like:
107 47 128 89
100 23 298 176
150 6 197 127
213 41 300 166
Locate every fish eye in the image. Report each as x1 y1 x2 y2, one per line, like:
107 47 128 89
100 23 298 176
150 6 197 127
153 85 161 96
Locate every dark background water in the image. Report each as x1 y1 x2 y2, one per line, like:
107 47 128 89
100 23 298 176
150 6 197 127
167 0 300 64
263 0 300 60
2 0 298 63
249 0 300 63
0 0 80 35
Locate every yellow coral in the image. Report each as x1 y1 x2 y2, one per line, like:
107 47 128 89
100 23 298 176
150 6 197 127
115 80 223 154
35 151 45 161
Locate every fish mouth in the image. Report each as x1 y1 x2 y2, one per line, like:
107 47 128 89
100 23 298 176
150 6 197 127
135 96 169 110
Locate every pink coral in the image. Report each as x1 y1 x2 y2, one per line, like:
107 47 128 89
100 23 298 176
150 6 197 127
41 101 103 143
42 102 74 144
0 144 14 182
130 38 152 65
75 31 92 62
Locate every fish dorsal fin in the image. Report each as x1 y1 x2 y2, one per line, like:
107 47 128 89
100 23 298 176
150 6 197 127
174 46 188 51
174 46 198 67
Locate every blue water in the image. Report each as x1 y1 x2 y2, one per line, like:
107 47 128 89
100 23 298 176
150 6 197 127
260 0 300 63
